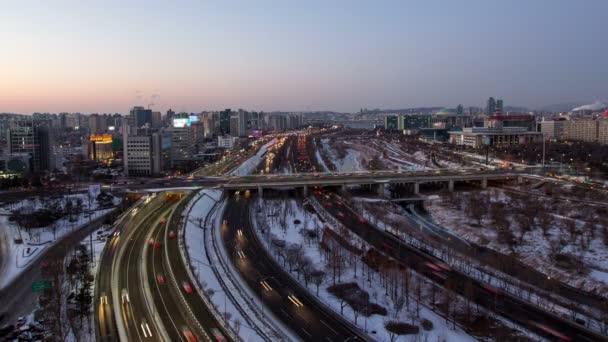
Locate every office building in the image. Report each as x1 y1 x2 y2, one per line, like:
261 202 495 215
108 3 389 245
123 127 162 176
219 109 232 134
448 115 541 148
456 104 464 115
7 119 53 173
384 115 400 131
539 120 565 139
487 97 496 116
88 134 114 164
131 106 153 128
217 136 237 149
562 119 598 142
89 113 109 133
151 111 162 128
402 115 432 130
170 125 191 168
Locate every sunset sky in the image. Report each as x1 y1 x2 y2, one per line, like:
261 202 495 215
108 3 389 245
1 0 606 114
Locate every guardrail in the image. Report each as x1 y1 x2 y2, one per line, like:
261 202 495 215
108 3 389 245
203 193 290 341
178 192 242 342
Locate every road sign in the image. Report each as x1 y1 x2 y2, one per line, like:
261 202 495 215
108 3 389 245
31 280 51 292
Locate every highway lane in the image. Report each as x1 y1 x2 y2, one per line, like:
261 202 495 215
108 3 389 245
315 191 607 342
404 203 607 312
117 200 175 341
95 211 135 342
96 199 156 342
223 197 367 342
163 197 230 341
147 212 194 342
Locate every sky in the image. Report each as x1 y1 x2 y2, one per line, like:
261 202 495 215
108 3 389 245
1 0 606 114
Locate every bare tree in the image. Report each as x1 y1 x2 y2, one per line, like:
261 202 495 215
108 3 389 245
311 270 325 295
537 210 553 237
40 253 70 341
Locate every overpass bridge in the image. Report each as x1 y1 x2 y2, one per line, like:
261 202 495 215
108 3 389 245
119 167 546 197
212 167 538 196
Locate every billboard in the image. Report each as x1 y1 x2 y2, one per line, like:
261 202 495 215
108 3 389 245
173 118 189 128
189 115 199 123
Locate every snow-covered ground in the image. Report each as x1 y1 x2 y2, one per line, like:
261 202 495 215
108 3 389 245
251 197 482 341
0 193 120 289
318 138 365 171
426 188 608 298
229 139 277 176
316 137 435 173
184 189 295 341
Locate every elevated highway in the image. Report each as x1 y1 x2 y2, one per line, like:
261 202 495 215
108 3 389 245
119 167 549 196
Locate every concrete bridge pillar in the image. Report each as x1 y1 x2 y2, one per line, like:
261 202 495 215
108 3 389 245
377 183 389 198
481 177 487 189
341 184 347 192
303 185 308 197
448 179 454 192
517 175 523 184
414 182 420 195
257 185 263 197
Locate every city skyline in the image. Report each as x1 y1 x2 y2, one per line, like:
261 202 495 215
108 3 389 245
1 0 607 114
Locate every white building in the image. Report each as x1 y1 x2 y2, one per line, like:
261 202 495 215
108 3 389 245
123 128 162 176
217 136 237 149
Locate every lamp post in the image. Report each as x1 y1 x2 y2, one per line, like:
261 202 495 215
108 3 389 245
190 256 228 322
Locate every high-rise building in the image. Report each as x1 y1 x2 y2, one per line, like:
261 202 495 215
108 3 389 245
219 109 232 134
123 127 162 176
151 111 162 128
7 119 53 173
456 104 464 115
89 113 109 133
496 99 504 115
130 106 153 128
170 125 191 168
230 116 240 137
486 97 496 116
384 115 400 131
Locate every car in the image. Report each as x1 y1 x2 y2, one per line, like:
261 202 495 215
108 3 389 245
182 328 197 342
359 218 367 224
337 212 345 218
436 262 451 272
425 262 442 272
182 282 193 293
323 202 331 207
113 231 121 237
155 242 162 249
121 289 130 304
148 238 155 245
481 284 502 296
156 274 165 285
337 201 343 206
168 231 176 239
529 322 571 341
210 328 226 342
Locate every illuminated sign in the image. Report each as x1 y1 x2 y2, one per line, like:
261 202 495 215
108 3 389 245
189 115 199 123
173 118 189 128
90 134 112 142
108 126 115 131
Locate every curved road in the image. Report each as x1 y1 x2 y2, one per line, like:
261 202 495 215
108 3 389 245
223 196 367 342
